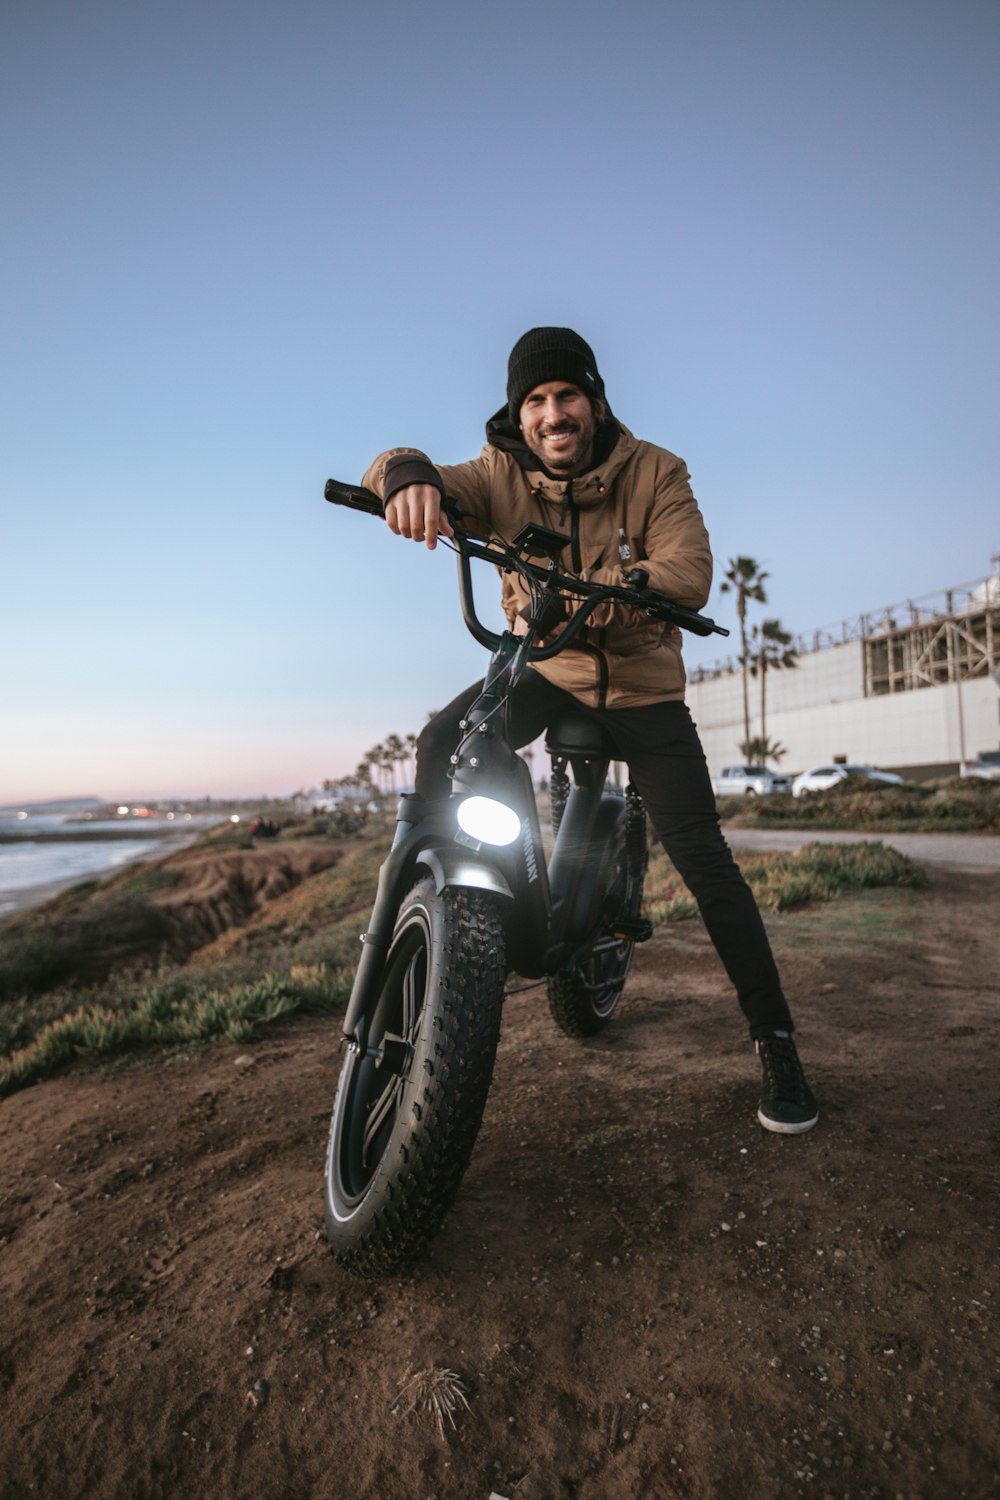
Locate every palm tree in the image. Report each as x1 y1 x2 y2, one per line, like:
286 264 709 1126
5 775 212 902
749 617 798 745
720 557 769 752
363 747 383 797
740 734 788 766
377 742 396 797
384 733 406 794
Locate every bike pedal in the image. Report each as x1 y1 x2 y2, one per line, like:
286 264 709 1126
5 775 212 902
610 917 653 943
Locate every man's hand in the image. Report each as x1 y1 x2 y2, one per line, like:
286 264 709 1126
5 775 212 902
384 484 454 550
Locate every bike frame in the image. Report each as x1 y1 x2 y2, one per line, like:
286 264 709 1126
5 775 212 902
340 589 617 1049
324 479 727 1055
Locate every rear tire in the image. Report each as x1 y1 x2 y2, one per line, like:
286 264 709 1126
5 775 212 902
324 877 506 1276
547 932 636 1037
547 803 647 1038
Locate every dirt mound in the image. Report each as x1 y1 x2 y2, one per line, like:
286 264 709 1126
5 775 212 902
149 842 347 955
2 837 350 995
1 863 998 1497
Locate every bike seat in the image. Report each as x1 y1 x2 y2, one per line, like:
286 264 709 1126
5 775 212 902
545 711 617 760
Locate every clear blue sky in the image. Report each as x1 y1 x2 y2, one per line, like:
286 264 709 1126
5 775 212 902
3 0 997 802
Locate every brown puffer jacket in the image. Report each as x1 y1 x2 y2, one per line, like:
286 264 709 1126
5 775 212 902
361 414 713 711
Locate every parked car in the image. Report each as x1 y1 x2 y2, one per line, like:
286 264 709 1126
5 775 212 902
959 750 1000 781
712 764 793 797
792 764 904 798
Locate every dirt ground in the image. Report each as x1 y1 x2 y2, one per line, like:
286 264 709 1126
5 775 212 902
1 861 998 1499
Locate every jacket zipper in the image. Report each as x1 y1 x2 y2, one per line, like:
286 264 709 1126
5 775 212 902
560 477 609 705
592 642 610 710
566 480 583 573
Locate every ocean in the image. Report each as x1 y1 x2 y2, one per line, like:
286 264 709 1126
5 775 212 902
0 811 209 918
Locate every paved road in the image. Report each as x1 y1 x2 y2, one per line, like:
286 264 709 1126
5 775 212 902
724 826 1000 869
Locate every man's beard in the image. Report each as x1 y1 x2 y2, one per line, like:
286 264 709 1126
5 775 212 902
532 421 592 472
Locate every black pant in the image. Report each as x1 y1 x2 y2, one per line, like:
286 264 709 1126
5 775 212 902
416 671 794 1040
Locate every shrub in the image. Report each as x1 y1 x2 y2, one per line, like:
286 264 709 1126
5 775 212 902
0 898 174 1003
644 839 926 924
0 963 351 1098
722 778 1000 833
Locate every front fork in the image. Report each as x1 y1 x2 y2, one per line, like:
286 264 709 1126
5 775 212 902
340 795 519 1052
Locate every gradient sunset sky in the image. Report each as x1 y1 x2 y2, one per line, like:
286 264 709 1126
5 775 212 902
3 0 997 802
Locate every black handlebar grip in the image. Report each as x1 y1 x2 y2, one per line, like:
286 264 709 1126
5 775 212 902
323 479 384 517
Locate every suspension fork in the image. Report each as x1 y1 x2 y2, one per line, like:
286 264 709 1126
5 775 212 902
340 801 449 1049
340 796 515 1050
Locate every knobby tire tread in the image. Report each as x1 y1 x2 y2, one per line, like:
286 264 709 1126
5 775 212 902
547 954 632 1038
547 814 647 1039
325 882 505 1277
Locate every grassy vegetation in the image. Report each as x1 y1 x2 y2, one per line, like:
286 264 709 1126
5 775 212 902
718 774 1000 833
0 822 391 1098
0 808 935 1099
645 838 927 924
0 898 176 1004
0 964 350 1098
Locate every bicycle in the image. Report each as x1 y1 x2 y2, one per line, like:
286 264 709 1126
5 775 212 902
321 478 728 1275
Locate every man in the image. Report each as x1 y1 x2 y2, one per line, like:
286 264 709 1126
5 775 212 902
361 327 818 1134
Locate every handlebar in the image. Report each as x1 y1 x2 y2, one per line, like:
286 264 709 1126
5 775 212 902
324 477 729 644
323 478 386 518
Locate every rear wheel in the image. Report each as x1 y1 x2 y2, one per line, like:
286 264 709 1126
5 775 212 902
547 800 648 1038
324 877 506 1276
547 931 636 1037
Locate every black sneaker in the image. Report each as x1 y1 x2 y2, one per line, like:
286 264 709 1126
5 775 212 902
756 1034 818 1134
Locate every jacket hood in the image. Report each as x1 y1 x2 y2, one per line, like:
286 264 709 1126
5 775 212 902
484 403 636 506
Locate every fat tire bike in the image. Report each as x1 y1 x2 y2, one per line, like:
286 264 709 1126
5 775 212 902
321 479 727 1275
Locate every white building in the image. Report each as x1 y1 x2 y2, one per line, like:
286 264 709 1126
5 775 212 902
688 558 1000 781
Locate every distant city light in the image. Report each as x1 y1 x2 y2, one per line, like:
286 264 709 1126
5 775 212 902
117 805 129 815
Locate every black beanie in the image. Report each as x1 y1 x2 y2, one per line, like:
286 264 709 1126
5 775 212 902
506 327 605 426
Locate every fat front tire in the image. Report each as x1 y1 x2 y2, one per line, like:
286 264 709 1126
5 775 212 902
324 877 506 1276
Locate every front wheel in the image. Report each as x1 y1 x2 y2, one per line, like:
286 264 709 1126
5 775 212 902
324 877 506 1276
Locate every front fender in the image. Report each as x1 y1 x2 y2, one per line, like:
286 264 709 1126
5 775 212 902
416 845 514 903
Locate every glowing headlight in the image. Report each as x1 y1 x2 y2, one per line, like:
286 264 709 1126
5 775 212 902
456 795 521 846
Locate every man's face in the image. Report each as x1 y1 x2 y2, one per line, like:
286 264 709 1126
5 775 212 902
518 381 601 475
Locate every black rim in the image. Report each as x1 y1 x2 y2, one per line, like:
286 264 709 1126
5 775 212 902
581 852 638 1016
577 933 633 1016
335 907 429 1204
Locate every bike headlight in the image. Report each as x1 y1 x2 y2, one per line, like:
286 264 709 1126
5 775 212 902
456 795 522 847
